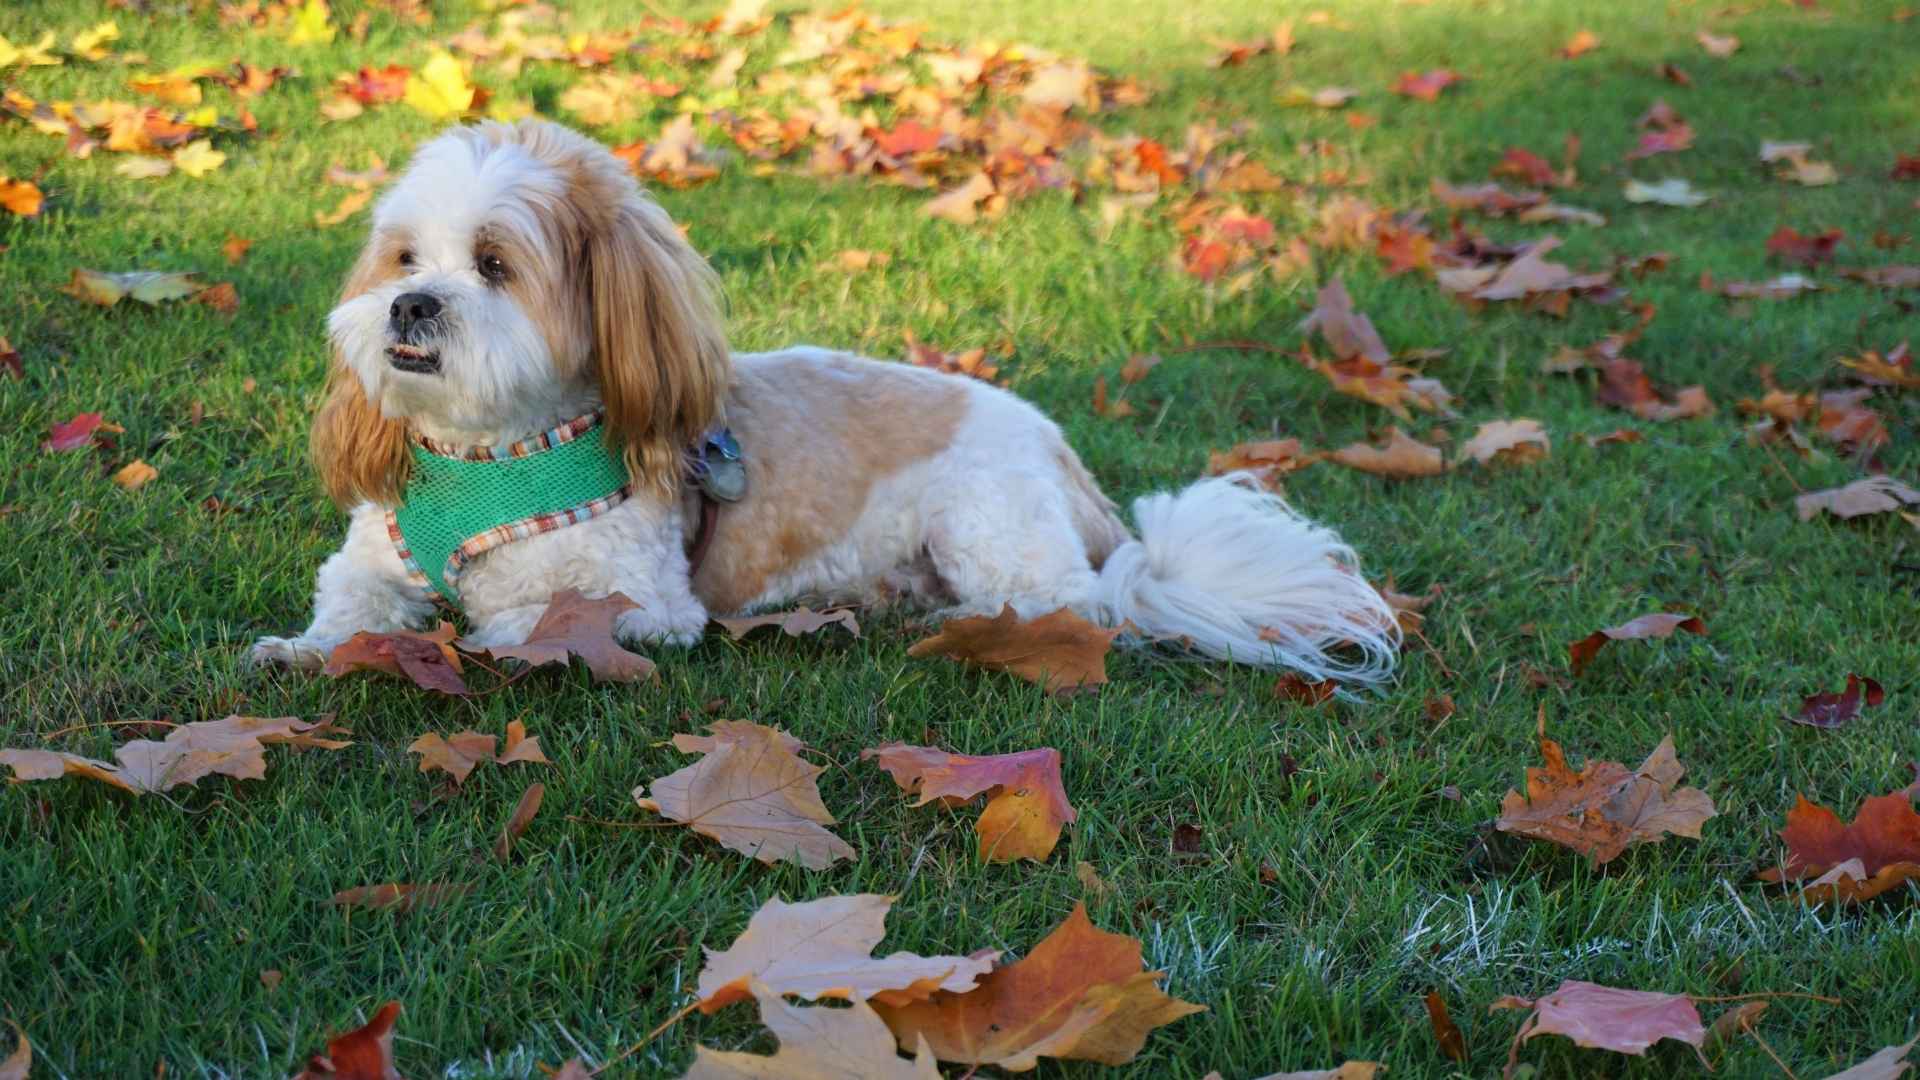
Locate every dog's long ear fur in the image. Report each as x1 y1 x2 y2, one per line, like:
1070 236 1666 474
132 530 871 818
312 244 410 507
589 186 730 493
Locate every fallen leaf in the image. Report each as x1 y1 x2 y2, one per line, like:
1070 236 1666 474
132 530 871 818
681 980 943 1078
1207 439 1324 489
1458 419 1550 466
322 622 470 696
0 337 18 381
1839 265 1920 289
292 1001 401 1080
407 720 547 785
1793 674 1886 730
1119 353 1162 384
1557 30 1601 59
1301 278 1390 365
328 883 472 914
863 743 1077 863
286 0 337 45
715 607 860 640
476 588 655 683
1597 359 1715 422
1658 62 1693 86
1092 375 1136 419
1625 178 1710 207
1705 1000 1768 1051
1585 428 1645 447
925 172 996 224
0 177 44 216
1569 613 1705 675
1249 1065 1383 1080
1392 69 1461 101
403 49 474 119
1795 476 1920 521
1817 389 1890 455
1767 226 1844 267
113 459 158 489
1696 31 1739 57
1076 862 1112 899
1820 1036 1919 1080
904 338 999 383
634 720 853 869
117 156 174 180
1331 427 1446 478
1496 725 1716 864
42 412 122 452
1757 791 1920 904
494 782 543 861
1838 342 1920 388
1703 272 1820 300
1274 673 1338 705
173 139 226 178
1 715 351 795
831 249 891 272
62 268 204 307
873 903 1204 1070
315 189 373 227
908 605 1116 695
1426 990 1467 1062
695 894 996 1012
1492 981 1704 1065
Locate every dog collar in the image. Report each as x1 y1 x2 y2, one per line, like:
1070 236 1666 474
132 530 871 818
389 412 631 605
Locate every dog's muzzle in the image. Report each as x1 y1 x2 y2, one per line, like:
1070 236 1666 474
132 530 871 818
387 291 444 373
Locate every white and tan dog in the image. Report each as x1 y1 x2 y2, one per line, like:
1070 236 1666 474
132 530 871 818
252 119 1398 685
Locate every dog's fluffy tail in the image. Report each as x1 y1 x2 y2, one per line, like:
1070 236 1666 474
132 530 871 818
1089 474 1399 686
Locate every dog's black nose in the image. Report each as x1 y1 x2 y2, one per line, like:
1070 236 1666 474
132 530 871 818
389 292 441 335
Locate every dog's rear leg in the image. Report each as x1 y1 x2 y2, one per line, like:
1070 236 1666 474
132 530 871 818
923 472 1100 621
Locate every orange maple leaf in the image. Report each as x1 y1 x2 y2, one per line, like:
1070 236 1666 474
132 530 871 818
863 744 1078 862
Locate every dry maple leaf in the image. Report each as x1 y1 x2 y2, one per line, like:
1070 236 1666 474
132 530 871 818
1840 265 1920 289
1596 359 1715 422
323 621 469 695
873 903 1204 1070
1426 990 1467 1062
714 607 861 640
1244 1065 1383 1080
62 268 204 307
293 1001 403 1080
1301 278 1391 365
1821 1036 1919 1080
1458 419 1550 466
1796 477 1920 521
634 720 854 869
1208 438 1325 490
1392 69 1461 101
682 980 941 1078
0 715 349 795
1568 613 1705 675
494 781 544 861
407 720 547 785
1792 674 1885 730
696 894 997 1013
329 883 473 914
1838 342 1919 389
1767 226 1844 267
1557 29 1601 59
1331 427 1446 478
1757 791 1920 904
925 172 996 224
1496 725 1716 864
1696 30 1739 57
1274 673 1338 705
473 588 654 682
862 744 1077 863
1492 980 1704 1072
0 177 44 217
904 337 1000 383
42 412 122 452
1817 389 1890 456
907 606 1117 695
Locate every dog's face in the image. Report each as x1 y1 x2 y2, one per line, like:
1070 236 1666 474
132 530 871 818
312 120 730 506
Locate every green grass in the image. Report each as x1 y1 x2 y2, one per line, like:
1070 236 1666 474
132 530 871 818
4 0 1920 1076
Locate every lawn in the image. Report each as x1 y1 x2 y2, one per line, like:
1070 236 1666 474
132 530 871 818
3 0 1919 1076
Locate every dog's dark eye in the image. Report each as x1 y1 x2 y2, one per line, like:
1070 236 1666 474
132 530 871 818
397 250 415 268
478 253 507 283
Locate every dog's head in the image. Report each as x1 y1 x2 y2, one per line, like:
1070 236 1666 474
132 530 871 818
313 119 729 505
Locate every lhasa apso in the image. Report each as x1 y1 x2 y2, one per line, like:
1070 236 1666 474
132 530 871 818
252 120 1398 685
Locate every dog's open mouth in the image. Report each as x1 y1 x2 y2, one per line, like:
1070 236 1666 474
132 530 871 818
386 343 442 374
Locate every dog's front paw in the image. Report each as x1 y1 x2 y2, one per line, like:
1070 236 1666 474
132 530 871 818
249 635 332 671
616 608 705 649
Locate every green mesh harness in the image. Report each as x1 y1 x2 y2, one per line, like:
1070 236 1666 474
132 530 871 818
388 414 631 605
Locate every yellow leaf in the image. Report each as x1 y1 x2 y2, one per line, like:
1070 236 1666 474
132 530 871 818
128 73 202 106
70 21 119 61
115 156 175 179
0 31 62 69
287 0 337 45
172 139 226 178
403 50 475 119
113 460 158 490
314 188 373 227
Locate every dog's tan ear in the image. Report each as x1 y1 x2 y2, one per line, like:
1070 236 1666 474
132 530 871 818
590 192 729 493
311 245 409 507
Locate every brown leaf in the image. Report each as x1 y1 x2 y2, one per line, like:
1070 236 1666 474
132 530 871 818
315 188 373 227
908 605 1117 695
1838 342 1920 388
1696 30 1740 56
222 234 254 264
1274 674 1337 705
328 884 471 914
1820 1037 1920 1080
1597 360 1715 422
292 1001 403 1080
1839 265 1920 289
1792 675 1886 729
323 621 470 696
1569 613 1706 675
1766 226 1844 267
924 172 996 224
682 980 943 1078
1119 353 1162 384
1496 727 1717 864
1817 389 1890 455
1426 990 1467 1062
1757 791 1920 902
1302 278 1391 365
634 720 853 869
477 588 655 683
1331 427 1447 478
873 903 1204 1069
1796 476 1920 521
194 281 240 315
113 459 158 490
1458 419 1550 466
1492 980 1704 1059
494 782 544 861
862 743 1077 862
714 607 861 640
407 720 547 785
1207 438 1325 489
696 894 996 1013
1705 1001 1768 1050
1090 375 1136 419
0 715 350 796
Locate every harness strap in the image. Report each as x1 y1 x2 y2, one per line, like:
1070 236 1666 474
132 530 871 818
685 494 720 576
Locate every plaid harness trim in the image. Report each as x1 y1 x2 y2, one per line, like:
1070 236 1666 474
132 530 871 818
387 487 635 605
412 411 603 462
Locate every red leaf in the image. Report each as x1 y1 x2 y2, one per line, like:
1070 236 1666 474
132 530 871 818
862 743 1077 862
293 1001 402 1080
1765 226 1844 267
1568 613 1705 675
321 622 470 696
873 119 941 157
1757 791 1920 894
1493 981 1704 1059
1392 69 1461 101
1493 147 1558 187
342 65 411 105
1793 674 1886 729
42 412 120 452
